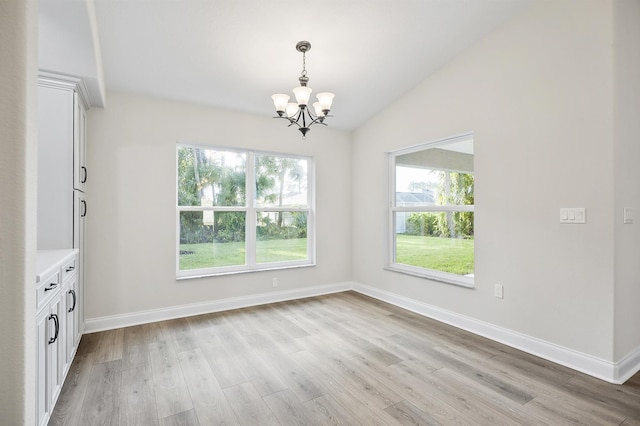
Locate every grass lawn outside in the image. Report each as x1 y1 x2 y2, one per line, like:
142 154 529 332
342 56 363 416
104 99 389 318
395 234 474 275
180 234 473 275
179 238 307 270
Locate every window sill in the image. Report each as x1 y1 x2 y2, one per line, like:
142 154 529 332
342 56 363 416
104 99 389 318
384 264 475 288
177 262 316 280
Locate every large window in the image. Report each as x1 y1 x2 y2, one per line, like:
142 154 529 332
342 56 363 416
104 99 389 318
177 144 314 278
388 134 474 287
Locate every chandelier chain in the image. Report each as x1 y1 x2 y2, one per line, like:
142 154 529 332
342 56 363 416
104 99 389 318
301 51 307 77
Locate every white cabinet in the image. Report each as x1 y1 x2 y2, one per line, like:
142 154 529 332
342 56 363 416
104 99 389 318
37 75 88 251
35 251 76 426
36 72 88 425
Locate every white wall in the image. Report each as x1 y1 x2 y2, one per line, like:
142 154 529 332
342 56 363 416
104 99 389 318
613 0 640 362
86 92 352 320
352 0 618 361
0 0 38 423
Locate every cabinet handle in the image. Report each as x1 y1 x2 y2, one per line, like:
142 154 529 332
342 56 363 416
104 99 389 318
81 166 87 184
48 314 59 344
44 283 57 292
81 200 87 217
66 266 75 272
68 289 76 313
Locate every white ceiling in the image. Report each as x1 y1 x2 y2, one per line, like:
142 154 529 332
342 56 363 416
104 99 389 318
90 0 531 131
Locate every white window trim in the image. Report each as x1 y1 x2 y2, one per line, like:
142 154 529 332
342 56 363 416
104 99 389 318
386 132 475 288
176 143 316 279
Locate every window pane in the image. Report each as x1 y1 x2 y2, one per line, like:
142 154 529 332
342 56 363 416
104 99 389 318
179 211 246 269
255 155 308 207
395 166 440 206
395 140 474 207
395 167 474 207
178 147 246 207
256 211 308 263
395 211 474 276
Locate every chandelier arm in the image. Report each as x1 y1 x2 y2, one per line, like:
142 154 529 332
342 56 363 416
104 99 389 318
308 117 328 127
272 115 301 128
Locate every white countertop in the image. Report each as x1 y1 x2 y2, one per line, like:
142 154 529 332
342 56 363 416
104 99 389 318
36 249 78 283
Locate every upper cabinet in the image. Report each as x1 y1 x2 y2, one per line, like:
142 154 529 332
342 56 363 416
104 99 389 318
37 74 88 250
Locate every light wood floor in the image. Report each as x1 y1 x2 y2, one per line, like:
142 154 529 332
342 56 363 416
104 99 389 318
50 291 640 425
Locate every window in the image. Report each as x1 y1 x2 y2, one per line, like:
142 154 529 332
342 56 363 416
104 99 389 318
388 134 474 287
177 144 314 278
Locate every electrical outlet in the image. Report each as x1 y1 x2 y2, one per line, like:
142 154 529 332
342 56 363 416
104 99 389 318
272 277 278 287
494 284 504 299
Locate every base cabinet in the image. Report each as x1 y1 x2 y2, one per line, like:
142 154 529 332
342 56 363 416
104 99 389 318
36 250 79 426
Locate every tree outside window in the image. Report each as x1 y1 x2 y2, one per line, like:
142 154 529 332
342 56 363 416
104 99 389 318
177 145 313 277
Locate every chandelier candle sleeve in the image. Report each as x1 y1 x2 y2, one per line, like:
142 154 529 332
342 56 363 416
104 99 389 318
271 40 335 139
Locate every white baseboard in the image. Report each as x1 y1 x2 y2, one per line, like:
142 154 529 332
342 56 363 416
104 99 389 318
84 281 352 334
616 344 640 384
84 279 640 384
351 282 640 385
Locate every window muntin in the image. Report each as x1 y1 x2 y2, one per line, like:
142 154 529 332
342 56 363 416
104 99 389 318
177 144 314 278
389 134 474 287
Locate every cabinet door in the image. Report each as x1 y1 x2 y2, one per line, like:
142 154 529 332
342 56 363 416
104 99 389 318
47 295 64 409
73 93 87 192
36 309 49 426
64 275 79 368
73 191 86 332
37 83 74 249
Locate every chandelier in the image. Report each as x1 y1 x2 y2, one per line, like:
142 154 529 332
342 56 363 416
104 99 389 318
271 41 335 139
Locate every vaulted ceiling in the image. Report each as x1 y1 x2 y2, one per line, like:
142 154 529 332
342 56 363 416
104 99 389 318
40 0 532 130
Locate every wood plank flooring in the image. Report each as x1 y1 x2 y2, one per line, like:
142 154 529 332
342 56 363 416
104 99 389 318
49 291 640 425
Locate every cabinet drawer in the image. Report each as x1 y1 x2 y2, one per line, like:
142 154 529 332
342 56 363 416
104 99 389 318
60 256 77 282
37 270 60 311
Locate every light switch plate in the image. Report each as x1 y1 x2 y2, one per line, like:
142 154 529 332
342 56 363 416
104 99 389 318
560 208 586 224
624 208 634 224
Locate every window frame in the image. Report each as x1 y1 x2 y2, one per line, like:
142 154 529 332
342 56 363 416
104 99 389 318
176 143 315 279
386 133 475 288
